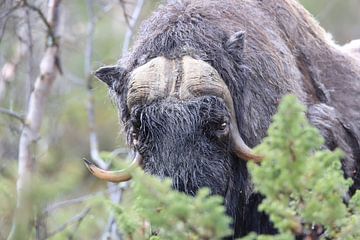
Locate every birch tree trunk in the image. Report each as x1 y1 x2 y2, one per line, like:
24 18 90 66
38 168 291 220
7 0 62 239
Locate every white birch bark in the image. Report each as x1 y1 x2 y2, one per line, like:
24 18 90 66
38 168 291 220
7 0 62 239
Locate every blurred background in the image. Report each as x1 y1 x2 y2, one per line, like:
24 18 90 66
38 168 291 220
0 0 359 239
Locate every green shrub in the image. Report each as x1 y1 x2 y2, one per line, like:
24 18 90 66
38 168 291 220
246 95 360 240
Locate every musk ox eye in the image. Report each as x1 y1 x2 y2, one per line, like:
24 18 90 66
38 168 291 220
212 121 230 139
131 131 138 140
219 122 228 131
131 131 139 146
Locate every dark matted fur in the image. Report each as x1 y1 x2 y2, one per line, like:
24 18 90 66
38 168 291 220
103 0 360 237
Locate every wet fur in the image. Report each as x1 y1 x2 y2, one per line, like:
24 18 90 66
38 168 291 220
106 0 360 237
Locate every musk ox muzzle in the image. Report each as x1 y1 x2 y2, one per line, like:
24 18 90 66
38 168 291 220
84 56 262 182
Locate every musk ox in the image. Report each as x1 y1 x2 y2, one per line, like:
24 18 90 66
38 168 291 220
85 0 360 237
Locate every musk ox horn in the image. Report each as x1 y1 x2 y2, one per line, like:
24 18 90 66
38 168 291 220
126 56 261 164
87 57 260 183
127 57 177 109
83 152 142 183
181 56 262 162
229 118 263 162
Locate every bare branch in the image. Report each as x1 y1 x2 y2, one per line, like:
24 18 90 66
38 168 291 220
83 1 144 239
67 212 86 240
46 208 91 239
0 107 25 124
43 185 125 214
101 1 145 238
44 195 92 214
85 0 108 170
118 0 130 27
85 1 123 238
22 0 58 47
0 1 20 19
101 182 127 240
24 6 35 103
121 0 144 56
35 213 47 240
0 1 21 42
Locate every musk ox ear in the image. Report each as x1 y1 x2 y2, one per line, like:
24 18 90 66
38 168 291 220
225 31 246 58
94 65 126 88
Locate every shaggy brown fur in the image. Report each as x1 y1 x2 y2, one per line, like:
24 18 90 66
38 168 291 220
97 0 360 237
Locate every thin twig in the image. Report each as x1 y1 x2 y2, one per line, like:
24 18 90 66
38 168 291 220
118 0 130 27
101 1 145 238
46 208 91 239
35 213 47 240
0 107 25 124
85 0 108 170
121 0 144 56
24 6 35 104
0 14 11 42
67 213 85 240
0 2 20 19
43 186 122 214
22 0 57 46
0 1 21 42
85 1 123 239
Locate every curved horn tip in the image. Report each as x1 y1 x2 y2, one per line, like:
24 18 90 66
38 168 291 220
83 158 95 173
235 149 263 163
247 154 264 164
82 154 141 183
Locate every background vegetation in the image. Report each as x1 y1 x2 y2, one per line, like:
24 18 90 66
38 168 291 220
0 0 359 239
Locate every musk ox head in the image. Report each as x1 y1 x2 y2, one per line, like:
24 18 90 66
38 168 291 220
85 47 263 227
87 54 261 186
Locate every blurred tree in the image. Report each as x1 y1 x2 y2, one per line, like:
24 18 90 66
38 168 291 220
300 0 360 44
6 0 62 239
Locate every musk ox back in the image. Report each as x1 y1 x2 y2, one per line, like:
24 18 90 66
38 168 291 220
87 0 360 237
